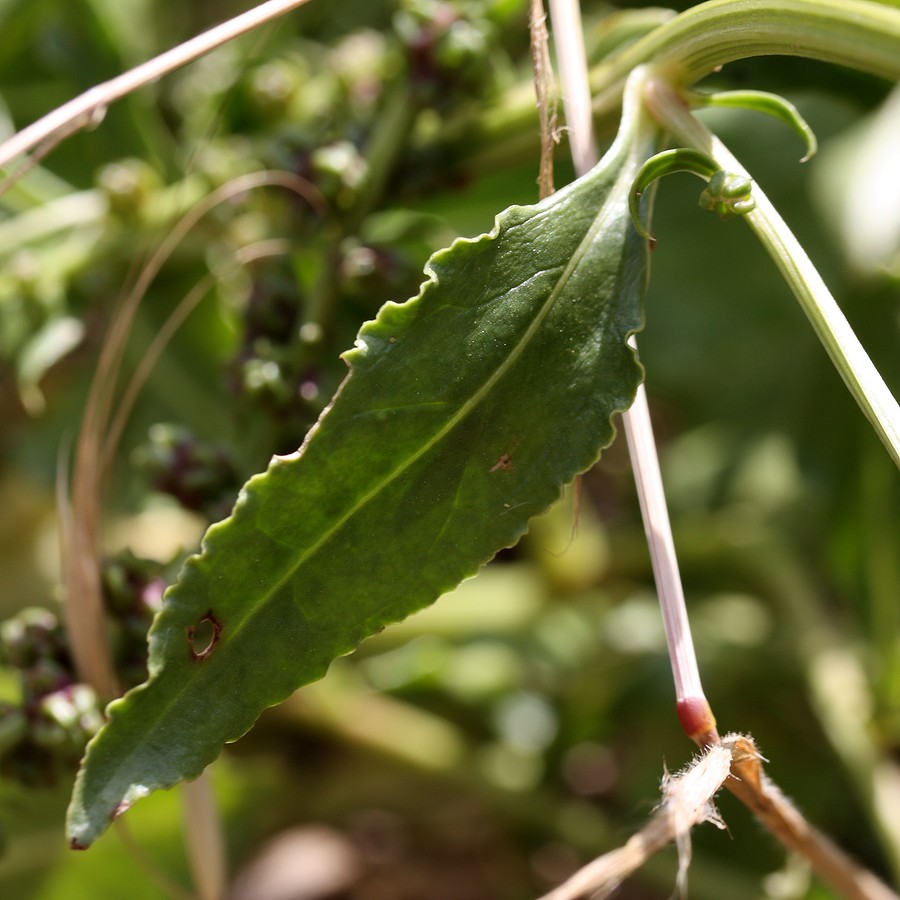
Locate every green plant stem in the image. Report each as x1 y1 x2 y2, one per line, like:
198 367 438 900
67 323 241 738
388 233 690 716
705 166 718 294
346 77 418 232
589 0 900 113
0 191 107 255
689 90 817 162
645 77 900 470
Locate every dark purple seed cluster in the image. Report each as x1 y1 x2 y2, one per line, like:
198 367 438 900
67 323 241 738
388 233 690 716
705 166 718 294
0 609 101 786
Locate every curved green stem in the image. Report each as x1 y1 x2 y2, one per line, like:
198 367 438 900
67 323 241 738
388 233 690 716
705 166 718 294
590 0 900 113
629 148 719 239
645 77 900 471
630 148 757 239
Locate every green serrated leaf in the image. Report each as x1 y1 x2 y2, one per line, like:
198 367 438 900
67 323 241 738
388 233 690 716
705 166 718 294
66 89 658 849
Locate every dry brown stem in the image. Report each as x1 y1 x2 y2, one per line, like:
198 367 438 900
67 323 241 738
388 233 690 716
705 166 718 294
541 735 899 900
725 735 899 900
538 743 732 900
528 0 559 199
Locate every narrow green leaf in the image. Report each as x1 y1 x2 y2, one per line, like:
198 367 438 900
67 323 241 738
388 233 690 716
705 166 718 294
690 89 818 162
67 91 658 849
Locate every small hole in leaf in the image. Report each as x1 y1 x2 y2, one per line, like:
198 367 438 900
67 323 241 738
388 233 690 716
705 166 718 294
188 610 222 660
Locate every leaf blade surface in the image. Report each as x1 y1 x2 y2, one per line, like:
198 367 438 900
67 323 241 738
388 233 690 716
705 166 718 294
67 114 657 848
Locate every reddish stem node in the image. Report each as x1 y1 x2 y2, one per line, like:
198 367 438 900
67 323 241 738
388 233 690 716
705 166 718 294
677 696 720 747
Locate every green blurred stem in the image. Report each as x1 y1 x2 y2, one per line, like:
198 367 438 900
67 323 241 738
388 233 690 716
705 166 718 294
645 77 900 471
0 708 27 754
0 191 106 255
347 77 418 231
0 163 75 211
302 79 418 340
0 176 211 258
748 538 900 884
860 445 900 713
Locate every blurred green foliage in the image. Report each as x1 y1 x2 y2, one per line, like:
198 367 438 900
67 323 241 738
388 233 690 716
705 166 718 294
0 0 897 897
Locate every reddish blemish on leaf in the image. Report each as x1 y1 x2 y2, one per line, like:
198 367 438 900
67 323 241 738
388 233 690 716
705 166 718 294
490 454 512 472
187 610 223 661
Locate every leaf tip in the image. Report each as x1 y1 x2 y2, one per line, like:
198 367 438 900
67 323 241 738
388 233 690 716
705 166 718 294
799 138 818 164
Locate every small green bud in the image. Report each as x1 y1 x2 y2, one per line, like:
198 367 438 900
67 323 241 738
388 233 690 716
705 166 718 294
242 357 293 404
250 60 302 120
97 158 162 217
101 550 166 618
309 141 368 209
699 170 756 220
434 19 486 71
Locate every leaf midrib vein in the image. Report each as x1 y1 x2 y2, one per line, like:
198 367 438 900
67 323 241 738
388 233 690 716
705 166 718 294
84 155 636 833
241 169 630 638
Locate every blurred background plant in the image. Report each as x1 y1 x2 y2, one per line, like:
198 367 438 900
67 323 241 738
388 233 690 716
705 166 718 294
0 0 897 897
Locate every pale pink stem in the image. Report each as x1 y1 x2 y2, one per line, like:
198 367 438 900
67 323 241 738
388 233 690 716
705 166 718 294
548 0 717 745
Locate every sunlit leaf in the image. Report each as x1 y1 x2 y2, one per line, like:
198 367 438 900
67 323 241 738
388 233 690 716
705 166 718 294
66 95 658 848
